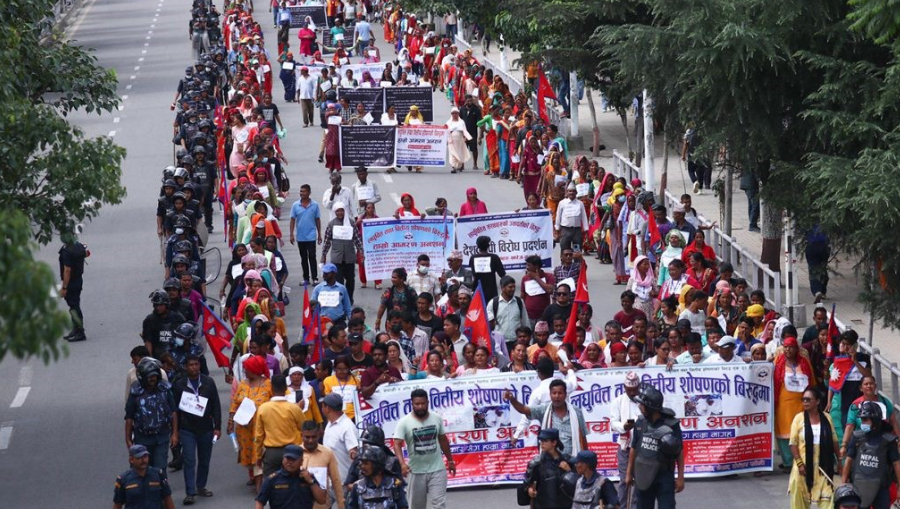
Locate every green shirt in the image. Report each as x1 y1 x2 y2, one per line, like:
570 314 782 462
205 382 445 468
393 411 446 473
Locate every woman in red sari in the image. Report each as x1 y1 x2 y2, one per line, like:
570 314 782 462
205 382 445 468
517 134 543 200
394 193 421 218
257 54 273 96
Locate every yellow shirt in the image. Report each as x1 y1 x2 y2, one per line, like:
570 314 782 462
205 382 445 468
323 374 359 419
254 397 306 461
301 444 345 509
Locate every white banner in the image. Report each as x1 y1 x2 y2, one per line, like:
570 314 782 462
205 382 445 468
357 363 774 488
454 210 554 270
395 125 448 167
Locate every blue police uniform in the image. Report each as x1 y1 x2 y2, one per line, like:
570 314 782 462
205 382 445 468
347 473 409 509
255 468 317 509
113 466 172 508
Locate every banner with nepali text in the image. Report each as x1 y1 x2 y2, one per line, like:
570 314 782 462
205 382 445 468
454 210 554 270
356 363 774 488
360 217 454 280
395 125 448 167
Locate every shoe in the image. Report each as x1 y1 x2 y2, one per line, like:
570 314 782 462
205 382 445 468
374 283 382 290
312 279 319 285
450 169 457 174
692 182 700 194
361 283 367 288
814 292 824 304
183 495 195 505
207 225 213 234
197 488 213 497
749 226 761 233
318 155 324 163
66 331 86 342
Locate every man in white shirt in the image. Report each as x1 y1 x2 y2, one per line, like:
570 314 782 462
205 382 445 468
610 371 642 506
350 166 381 218
511 357 577 442
704 335 743 364
321 393 359 482
322 173 354 222
554 184 588 252
296 66 318 127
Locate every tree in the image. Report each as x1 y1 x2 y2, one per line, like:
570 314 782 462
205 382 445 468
0 0 126 362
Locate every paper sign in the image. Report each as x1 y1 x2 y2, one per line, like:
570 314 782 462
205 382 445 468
258 186 270 198
282 62 295 70
319 290 341 307
262 64 271 73
576 183 590 197
308 466 328 489
557 349 570 366
369 50 378 57
320 80 332 91
340 57 350 65
356 186 374 201
231 264 244 279
361 82 372 88
537 155 545 165
328 115 342 125
232 397 257 426
408 119 423 125
563 203 581 218
554 175 567 186
473 257 491 273
524 278 546 296
179 392 209 417
380 81 393 87
275 257 284 272
414 54 424 63
511 154 520 164
333 225 353 240
334 32 344 41
363 112 374 125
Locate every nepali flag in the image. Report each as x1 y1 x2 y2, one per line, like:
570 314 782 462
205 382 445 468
563 264 590 345
826 303 840 360
301 285 324 363
829 355 854 392
200 301 233 368
537 65 557 126
464 282 493 355
648 210 663 253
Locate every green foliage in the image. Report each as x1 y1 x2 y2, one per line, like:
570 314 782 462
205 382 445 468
0 0 126 360
0 210 71 364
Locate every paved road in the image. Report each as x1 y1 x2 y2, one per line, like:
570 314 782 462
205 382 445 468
0 1 791 507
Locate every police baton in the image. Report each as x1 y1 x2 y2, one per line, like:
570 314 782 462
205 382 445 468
626 483 634 509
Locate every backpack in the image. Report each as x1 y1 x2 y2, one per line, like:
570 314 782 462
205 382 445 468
490 296 524 324
132 384 173 435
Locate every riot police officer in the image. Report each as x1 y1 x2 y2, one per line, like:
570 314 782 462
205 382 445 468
125 358 178 471
841 401 900 509
114 445 176 509
624 384 685 509
347 447 409 509
520 428 573 509
344 426 404 490
141 290 187 358
832 484 862 509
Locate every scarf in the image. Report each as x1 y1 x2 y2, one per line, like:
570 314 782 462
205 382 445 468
773 352 814 407
631 255 655 288
542 402 582 456
578 344 606 369
804 410 835 492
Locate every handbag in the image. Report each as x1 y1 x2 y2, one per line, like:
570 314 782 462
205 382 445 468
279 175 291 193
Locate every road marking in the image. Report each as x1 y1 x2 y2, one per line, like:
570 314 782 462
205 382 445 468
9 388 30 409
129 75 136 80
150 25 155 29
108 130 116 137
146 36 151 40
121 95 128 100
382 174 393 183
390 192 401 205
147 30 153 34
113 117 120 123
138 57 144 62
144 42 150 47
142 49 147 54
118 105 125 111
0 424 12 450
66 0 101 38
18 366 32 387
134 66 140 70
125 84 132 90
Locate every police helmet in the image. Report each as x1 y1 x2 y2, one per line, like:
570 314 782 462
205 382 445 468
136 357 163 386
172 254 191 267
163 178 177 189
150 289 170 306
185 65 194 75
181 155 195 166
833 484 862 508
172 192 187 203
659 432 683 459
163 277 181 290
357 446 387 470
174 240 193 253
174 167 189 179
174 322 196 340
173 215 192 229
182 182 196 194
636 383 665 412
176 148 189 159
187 107 199 116
361 426 386 446
325 89 337 101
859 400 883 421
197 120 213 131
559 471 579 500
192 144 207 154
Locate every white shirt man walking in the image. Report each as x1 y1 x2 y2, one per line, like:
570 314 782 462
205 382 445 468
393 388 457 509
610 371 642 506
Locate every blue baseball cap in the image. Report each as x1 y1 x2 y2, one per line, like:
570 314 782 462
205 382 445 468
129 445 150 458
322 263 338 274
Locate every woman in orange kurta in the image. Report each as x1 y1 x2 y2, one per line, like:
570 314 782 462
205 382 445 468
539 152 567 221
228 355 273 489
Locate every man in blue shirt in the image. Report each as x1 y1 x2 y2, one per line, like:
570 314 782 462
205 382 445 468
290 184 322 285
312 263 352 326
353 18 372 56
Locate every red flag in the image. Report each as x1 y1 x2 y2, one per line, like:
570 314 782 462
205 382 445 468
537 66 557 126
829 355 854 392
648 211 662 250
302 286 324 363
200 301 233 368
464 282 493 355
826 303 839 360
563 265 590 345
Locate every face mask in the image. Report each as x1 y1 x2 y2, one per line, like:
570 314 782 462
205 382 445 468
390 324 402 334
861 423 872 433
417 266 429 275
618 196 626 203
174 337 185 347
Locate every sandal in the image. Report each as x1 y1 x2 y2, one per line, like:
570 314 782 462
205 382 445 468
183 495 195 505
198 488 214 497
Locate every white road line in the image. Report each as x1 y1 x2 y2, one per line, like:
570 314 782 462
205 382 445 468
113 117 120 123
150 25 155 29
66 0 101 38
146 36 151 40
108 130 116 137
134 66 140 70
118 105 125 111
390 192 401 206
138 57 144 62
9 388 30 409
125 84 132 90
141 49 147 54
121 95 128 100
0 424 12 450
382 174 393 183
144 43 150 47
18 366 32 387
130 75 136 80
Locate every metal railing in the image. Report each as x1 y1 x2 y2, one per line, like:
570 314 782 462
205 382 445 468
611 150 782 311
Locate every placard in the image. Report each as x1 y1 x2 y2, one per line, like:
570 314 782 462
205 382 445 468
357 363 775 488
337 87 384 121
339 125 397 168
361 217 454 280
395 125 448 167
455 210 554 270
287 5 328 28
384 86 433 122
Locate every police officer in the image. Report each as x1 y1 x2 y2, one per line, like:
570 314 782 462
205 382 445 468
141 290 187 358
841 401 900 509
255 444 327 509
347 447 409 509
520 428 573 509
832 484 862 509
114 445 176 509
58 237 88 342
569 450 619 509
624 383 685 509
164 277 194 320
344 426 404 490
125 358 178 471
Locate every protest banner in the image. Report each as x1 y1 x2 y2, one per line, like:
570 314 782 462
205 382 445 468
360 217 454 280
384 86 433 122
307 62 387 84
339 125 396 168
395 125 448 167
455 210 553 270
357 363 774 488
287 5 328 28
337 87 384 120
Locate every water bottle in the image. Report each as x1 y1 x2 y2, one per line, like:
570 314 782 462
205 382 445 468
230 432 239 452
